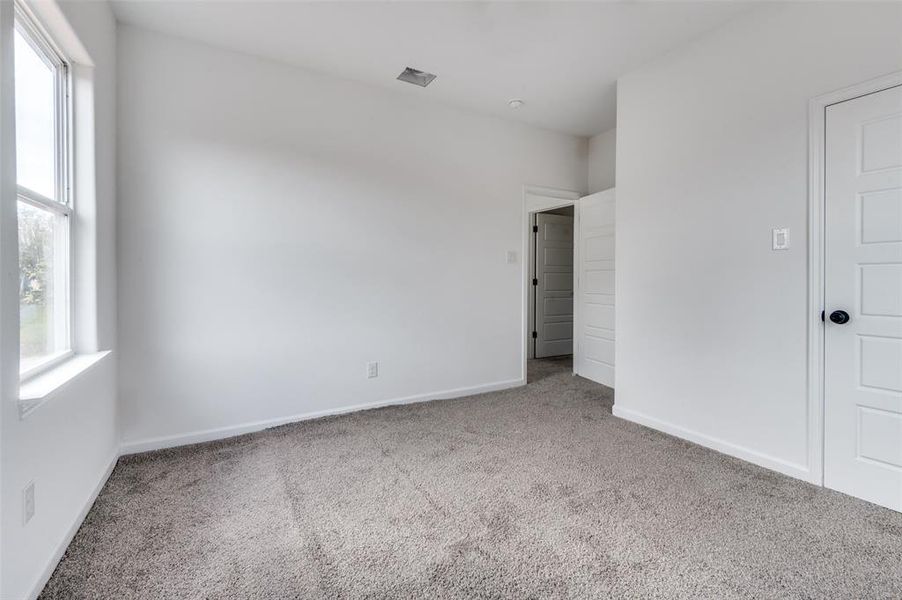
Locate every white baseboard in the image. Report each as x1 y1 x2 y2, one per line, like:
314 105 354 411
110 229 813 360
27 450 119 600
611 405 814 483
120 378 526 455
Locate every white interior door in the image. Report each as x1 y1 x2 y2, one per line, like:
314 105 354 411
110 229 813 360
824 84 902 512
575 189 615 387
534 213 573 358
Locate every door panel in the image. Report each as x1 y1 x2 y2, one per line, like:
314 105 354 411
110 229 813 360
860 189 902 244
576 189 615 387
824 84 902 512
534 213 574 358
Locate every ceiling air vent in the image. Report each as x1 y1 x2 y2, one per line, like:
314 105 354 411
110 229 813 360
397 67 436 87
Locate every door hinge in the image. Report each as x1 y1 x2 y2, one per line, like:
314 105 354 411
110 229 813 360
532 278 538 286
532 331 538 339
533 225 538 233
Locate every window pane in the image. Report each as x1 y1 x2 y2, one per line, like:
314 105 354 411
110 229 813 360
15 28 57 199
19 201 65 371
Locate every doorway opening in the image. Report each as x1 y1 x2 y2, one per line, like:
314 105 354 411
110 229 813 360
521 186 580 383
521 185 615 388
529 206 575 361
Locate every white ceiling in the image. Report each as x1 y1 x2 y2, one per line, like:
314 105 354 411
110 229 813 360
110 1 755 137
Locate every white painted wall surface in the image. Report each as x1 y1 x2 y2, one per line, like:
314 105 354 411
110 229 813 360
614 2 902 482
0 2 118 599
0 2 15 591
117 27 587 450
587 128 616 193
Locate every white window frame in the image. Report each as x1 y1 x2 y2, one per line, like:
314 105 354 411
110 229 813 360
15 1 74 381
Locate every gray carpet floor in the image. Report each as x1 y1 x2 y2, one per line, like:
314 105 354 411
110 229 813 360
41 357 902 599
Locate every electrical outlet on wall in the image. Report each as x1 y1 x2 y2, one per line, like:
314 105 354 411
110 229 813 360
23 481 35 525
367 361 378 379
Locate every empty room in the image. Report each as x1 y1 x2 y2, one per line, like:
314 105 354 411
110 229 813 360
1 0 901 598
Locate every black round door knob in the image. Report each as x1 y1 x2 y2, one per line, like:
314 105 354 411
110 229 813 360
829 310 851 324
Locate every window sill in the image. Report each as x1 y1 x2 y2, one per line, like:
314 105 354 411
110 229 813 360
19 351 111 419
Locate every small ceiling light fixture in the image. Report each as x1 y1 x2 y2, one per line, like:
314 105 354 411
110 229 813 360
508 98 525 109
397 67 437 87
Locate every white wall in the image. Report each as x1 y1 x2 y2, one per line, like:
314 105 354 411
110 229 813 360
0 2 16 590
587 128 616 193
0 2 118 599
614 2 902 481
117 27 587 450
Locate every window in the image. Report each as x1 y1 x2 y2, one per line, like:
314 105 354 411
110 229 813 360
15 4 71 379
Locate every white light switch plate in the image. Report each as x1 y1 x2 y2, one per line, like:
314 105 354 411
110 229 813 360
506 250 517 264
366 361 378 379
772 228 790 250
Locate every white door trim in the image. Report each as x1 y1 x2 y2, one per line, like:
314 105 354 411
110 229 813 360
807 70 902 486
522 185 581 381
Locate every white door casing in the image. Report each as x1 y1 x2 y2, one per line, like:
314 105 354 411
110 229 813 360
534 213 574 358
521 186 580 379
575 189 615 387
824 84 902 512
